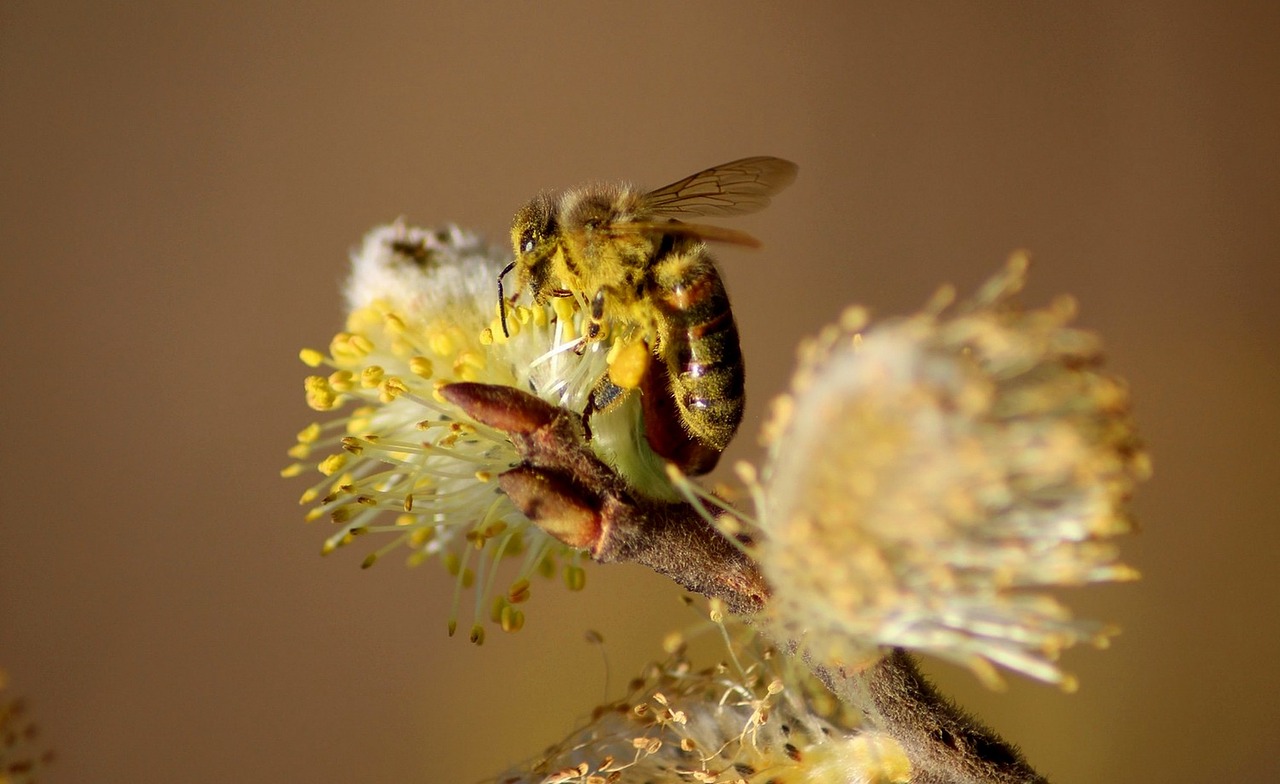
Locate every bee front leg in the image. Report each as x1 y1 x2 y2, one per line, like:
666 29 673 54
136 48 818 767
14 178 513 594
587 290 607 342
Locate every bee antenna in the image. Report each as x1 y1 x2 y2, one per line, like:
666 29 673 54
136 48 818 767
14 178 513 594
497 260 516 338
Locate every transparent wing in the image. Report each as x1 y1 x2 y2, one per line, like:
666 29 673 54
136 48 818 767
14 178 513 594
595 220 763 248
642 156 798 218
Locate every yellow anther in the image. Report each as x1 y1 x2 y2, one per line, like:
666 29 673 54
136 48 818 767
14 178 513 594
280 463 304 478
402 494 413 511
537 555 556 578
383 313 406 334
348 334 374 355
329 332 354 359
564 565 587 591
305 508 326 523
339 437 363 455
298 487 318 504
287 443 310 459
318 453 348 476
474 470 492 483
409 356 433 378
296 422 321 444
330 506 354 523
530 304 549 327
552 296 577 322
361 553 377 569
479 327 495 346
298 348 326 367
345 304 382 333
328 370 355 392
378 376 407 402
304 376 337 411
428 330 456 357
500 606 525 633
360 365 385 388
508 579 531 604
469 624 485 645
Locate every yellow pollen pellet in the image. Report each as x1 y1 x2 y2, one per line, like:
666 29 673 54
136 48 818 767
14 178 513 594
318 453 348 476
361 365 385 388
409 356 433 378
299 348 326 367
608 339 650 390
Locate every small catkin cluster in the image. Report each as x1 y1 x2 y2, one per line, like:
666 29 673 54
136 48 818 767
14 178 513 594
758 254 1150 688
492 633 911 784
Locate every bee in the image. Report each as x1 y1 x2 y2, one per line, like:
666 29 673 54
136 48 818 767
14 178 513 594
499 156 797 474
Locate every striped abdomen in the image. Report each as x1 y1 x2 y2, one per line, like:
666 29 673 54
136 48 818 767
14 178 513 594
647 245 744 472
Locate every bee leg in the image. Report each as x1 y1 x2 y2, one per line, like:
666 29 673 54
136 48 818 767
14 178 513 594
586 290 607 343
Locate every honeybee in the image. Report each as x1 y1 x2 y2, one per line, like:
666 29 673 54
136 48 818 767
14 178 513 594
500 156 797 474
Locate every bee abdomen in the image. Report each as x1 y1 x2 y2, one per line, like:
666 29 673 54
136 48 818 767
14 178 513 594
653 255 745 454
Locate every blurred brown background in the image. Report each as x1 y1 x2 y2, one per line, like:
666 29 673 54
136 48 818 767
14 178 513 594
2 2 1277 782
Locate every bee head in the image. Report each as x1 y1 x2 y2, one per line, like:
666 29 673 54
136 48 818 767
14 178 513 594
511 192 559 262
